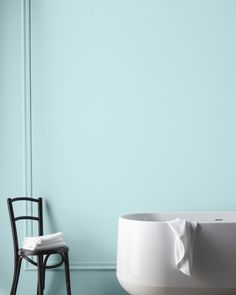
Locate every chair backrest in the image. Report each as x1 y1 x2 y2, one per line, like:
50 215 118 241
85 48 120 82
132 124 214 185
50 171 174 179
7 197 43 257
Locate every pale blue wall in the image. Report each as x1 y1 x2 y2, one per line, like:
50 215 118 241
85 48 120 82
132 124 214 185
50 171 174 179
1 0 236 294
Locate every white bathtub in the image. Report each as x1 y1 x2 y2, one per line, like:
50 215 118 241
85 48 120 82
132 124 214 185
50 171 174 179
116 212 236 295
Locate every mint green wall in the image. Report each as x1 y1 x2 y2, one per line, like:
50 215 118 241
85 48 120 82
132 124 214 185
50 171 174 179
0 0 24 293
1 0 236 294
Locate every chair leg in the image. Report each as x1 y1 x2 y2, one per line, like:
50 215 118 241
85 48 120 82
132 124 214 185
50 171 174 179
10 256 22 295
64 253 72 295
37 255 44 295
42 266 46 290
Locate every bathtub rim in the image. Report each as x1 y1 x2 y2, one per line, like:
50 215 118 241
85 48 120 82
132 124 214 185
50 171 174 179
120 211 236 223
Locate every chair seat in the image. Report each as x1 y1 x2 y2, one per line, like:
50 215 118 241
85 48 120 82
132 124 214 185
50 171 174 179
19 244 69 256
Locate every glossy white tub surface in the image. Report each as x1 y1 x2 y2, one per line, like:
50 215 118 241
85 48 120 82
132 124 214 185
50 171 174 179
116 212 236 295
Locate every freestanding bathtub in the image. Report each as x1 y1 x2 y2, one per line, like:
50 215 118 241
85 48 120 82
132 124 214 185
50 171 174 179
116 212 236 295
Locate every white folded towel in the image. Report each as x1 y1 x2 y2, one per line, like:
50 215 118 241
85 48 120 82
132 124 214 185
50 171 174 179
167 218 198 276
29 241 67 251
23 232 65 250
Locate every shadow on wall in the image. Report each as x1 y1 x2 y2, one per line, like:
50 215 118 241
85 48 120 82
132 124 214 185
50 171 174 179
44 199 67 293
43 200 127 295
100 271 128 295
44 199 60 233
39 269 128 295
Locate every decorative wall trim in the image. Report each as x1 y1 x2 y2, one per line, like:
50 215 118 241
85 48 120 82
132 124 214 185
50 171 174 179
22 0 116 271
25 262 116 271
22 0 32 271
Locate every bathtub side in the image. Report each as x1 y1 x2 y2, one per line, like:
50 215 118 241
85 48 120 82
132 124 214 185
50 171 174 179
116 216 236 289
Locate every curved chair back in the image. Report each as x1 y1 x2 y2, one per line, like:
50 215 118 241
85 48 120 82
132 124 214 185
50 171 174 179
7 197 43 257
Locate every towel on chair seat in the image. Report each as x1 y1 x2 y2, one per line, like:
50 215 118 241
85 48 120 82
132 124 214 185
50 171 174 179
23 232 65 250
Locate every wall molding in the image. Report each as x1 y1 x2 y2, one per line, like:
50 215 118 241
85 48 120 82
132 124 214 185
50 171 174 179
22 0 116 271
22 0 33 271
25 262 116 271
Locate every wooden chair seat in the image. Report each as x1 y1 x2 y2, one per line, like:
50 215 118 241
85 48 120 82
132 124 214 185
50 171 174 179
19 244 69 256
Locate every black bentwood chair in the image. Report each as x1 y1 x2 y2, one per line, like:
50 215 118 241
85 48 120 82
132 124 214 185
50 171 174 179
7 197 72 295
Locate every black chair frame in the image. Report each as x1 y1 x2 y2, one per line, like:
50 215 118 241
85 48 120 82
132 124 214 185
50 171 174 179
7 197 71 295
